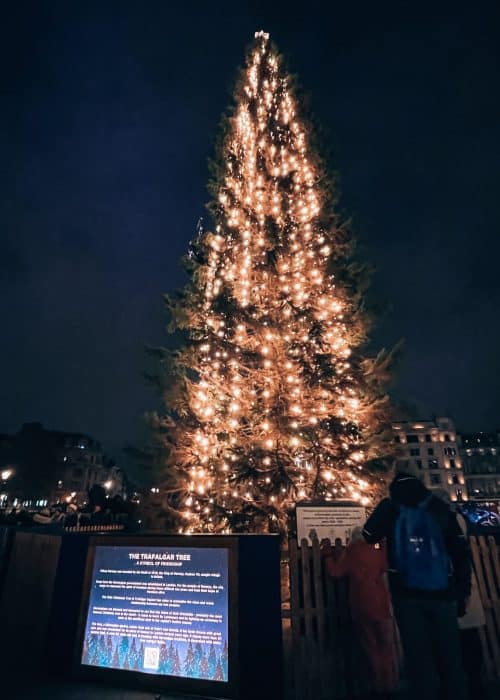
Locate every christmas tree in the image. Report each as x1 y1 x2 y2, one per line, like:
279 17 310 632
87 634 98 664
166 641 175 674
159 643 168 674
215 657 224 681
129 638 140 670
97 635 108 666
112 645 119 668
106 635 113 666
199 651 209 679
208 644 217 678
82 639 90 665
194 641 203 677
172 649 182 675
221 640 228 679
159 31 394 533
184 641 196 677
118 636 129 667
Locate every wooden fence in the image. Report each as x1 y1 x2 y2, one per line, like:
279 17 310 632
287 537 370 700
63 523 125 533
470 536 500 679
287 535 500 700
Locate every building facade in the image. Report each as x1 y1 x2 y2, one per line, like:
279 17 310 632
393 417 467 501
460 432 500 500
51 431 126 505
0 423 126 508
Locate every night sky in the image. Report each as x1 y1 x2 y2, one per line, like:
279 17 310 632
2 1 500 468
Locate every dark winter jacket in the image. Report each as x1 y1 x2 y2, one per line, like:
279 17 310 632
362 473 471 603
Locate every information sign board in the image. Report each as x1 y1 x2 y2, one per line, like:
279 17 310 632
81 544 229 681
296 501 366 546
74 534 283 700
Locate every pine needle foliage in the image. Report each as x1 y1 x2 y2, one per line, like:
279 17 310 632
155 32 395 533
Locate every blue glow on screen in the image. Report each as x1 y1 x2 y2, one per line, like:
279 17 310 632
81 545 229 681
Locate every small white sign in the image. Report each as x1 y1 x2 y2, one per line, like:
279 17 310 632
143 646 160 671
296 502 366 547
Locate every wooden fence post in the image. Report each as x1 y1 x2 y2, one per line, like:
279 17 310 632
470 535 500 679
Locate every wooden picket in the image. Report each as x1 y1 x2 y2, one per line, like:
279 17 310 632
288 537 368 700
287 535 500 699
63 523 125 533
470 535 500 680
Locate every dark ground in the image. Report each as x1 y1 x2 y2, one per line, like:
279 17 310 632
6 674 500 700
9 681 500 700
8 680 193 700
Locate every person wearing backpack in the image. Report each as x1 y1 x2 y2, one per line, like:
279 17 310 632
362 472 471 700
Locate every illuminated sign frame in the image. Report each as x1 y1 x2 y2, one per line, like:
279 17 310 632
74 535 240 699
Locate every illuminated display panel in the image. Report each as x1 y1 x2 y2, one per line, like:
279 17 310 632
81 545 229 682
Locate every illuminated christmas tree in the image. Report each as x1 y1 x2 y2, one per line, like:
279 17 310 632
221 641 228 679
208 644 217 677
200 651 209 678
159 643 168 673
194 642 203 677
118 636 129 666
184 641 196 676
106 635 113 666
172 649 182 675
215 657 224 681
159 31 394 533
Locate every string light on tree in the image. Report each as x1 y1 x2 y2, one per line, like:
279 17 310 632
160 31 394 534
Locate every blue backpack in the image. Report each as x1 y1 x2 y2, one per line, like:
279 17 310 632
393 496 450 591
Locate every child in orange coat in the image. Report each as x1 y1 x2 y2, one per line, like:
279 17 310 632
322 527 398 696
